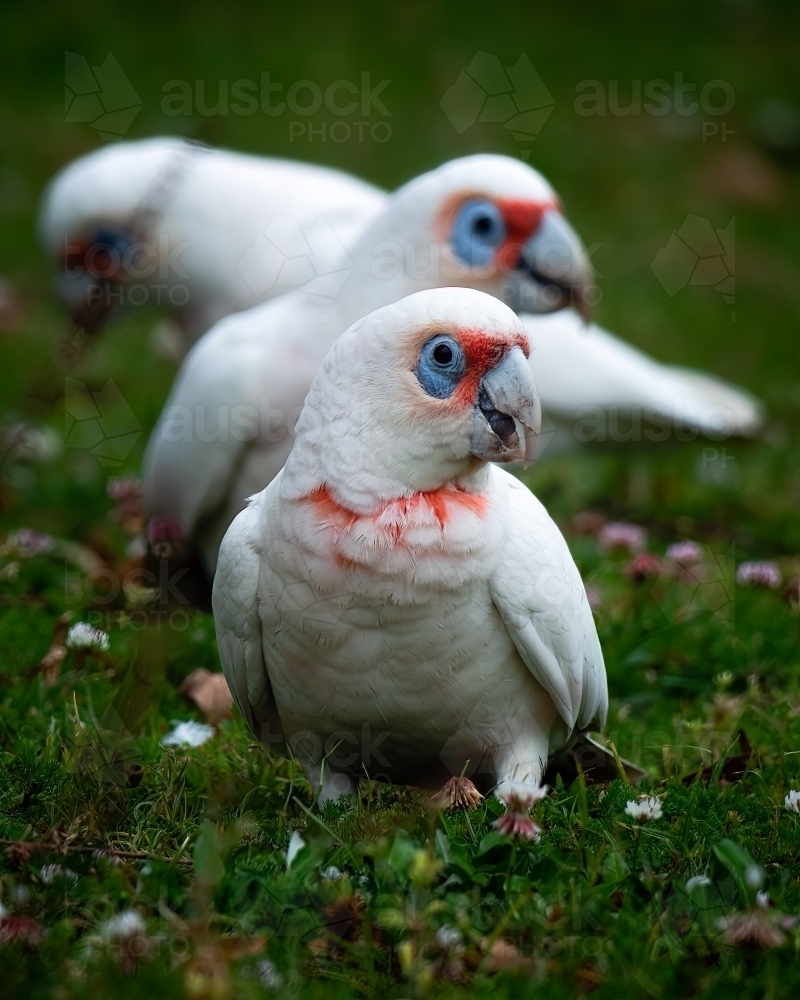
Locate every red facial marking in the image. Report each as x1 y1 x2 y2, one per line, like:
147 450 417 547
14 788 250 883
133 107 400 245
495 197 560 271
446 325 530 410
304 485 488 562
62 238 125 281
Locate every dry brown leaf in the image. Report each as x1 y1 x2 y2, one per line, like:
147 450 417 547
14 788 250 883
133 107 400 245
36 611 73 685
179 669 234 725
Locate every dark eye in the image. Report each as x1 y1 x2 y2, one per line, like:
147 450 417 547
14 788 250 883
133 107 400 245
472 214 492 235
433 343 453 365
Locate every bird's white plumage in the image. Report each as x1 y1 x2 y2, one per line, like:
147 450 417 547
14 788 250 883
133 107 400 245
144 154 579 574
144 153 763 578
213 288 607 800
523 310 763 437
39 137 387 339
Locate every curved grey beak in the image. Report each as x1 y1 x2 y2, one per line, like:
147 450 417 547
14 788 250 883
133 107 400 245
469 345 541 466
517 210 592 321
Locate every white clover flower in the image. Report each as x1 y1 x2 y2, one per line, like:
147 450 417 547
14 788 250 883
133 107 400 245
496 783 549 810
98 910 146 940
11 885 30 904
321 865 343 881
161 720 215 748
784 790 800 814
685 874 712 892
286 830 306 869
624 796 663 823
745 864 765 890
66 622 110 652
436 925 464 952
258 959 284 989
40 864 79 886
757 891 771 909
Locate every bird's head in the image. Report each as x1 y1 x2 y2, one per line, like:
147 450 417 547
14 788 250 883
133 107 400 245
284 287 541 510
361 155 592 320
57 227 138 333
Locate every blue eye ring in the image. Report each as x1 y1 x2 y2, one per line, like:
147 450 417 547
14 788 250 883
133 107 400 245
415 334 466 399
450 199 506 268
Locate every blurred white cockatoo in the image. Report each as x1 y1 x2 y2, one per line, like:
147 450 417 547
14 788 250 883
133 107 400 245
212 288 608 803
38 137 387 338
144 152 765 589
42 138 762 451
144 153 593 580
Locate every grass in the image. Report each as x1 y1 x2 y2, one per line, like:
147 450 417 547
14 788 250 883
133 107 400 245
1 0 800 996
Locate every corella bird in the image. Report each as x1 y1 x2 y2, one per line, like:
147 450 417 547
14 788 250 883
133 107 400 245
212 288 608 804
44 139 761 437
145 153 591 582
38 137 387 338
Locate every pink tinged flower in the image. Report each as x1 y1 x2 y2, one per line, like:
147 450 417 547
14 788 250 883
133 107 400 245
624 552 664 581
624 796 663 823
0 915 47 945
493 784 548 842
106 477 143 503
737 561 781 588
666 540 703 564
599 522 646 553
493 811 541 841
107 477 143 525
784 790 800 814
717 911 785 949
11 528 54 557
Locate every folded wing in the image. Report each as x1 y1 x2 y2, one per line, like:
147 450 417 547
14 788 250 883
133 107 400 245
489 468 607 735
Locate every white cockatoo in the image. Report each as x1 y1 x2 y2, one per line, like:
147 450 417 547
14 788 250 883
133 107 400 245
43 138 762 442
38 137 387 338
212 288 608 804
144 153 593 581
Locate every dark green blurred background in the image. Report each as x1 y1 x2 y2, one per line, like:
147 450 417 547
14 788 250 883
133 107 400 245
0 0 798 544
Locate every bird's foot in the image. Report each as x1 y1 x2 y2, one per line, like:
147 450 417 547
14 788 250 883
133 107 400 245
431 775 483 811
316 769 356 806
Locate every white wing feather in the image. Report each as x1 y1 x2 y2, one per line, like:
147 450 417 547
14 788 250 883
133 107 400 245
212 493 284 747
143 313 264 542
522 310 764 437
489 468 607 734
